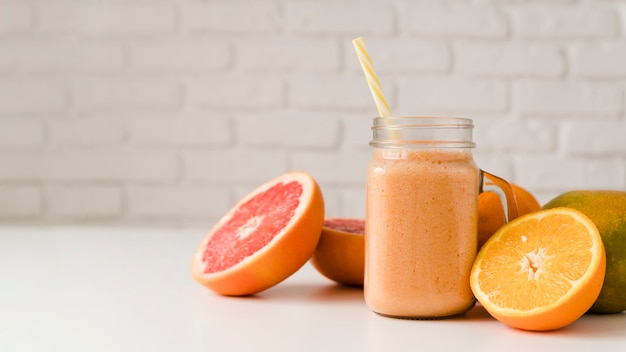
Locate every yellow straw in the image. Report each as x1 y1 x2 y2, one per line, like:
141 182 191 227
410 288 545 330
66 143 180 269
352 37 392 118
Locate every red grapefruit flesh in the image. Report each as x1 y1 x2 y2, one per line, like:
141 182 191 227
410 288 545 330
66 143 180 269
191 171 325 296
310 218 365 286
323 218 365 235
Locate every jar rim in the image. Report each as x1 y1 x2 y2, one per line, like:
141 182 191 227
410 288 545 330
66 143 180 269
370 116 475 149
372 116 474 129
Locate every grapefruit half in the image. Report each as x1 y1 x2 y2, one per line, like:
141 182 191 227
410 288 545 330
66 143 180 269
310 218 365 286
191 171 325 296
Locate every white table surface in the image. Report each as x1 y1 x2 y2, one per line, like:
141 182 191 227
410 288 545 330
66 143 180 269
1 226 625 352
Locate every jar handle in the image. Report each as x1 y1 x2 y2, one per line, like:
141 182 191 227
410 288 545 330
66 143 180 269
479 170 519 224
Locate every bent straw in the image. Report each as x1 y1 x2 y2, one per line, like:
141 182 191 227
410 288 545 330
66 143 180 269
352 37 392 118
352 37 400 139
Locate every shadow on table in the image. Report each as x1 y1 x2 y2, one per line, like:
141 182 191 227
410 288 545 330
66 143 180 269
545 311 626 337
251 282 365 304
233 281 626 335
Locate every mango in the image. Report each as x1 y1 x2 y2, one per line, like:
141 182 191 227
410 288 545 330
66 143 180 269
543 190 626 313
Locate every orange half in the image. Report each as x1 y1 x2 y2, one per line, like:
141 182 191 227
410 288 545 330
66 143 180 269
310 218 365 286
470 207 606 331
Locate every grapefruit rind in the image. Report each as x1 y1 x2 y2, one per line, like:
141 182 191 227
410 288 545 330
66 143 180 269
310 218 365 286
470 208 606 331
191 171 325 296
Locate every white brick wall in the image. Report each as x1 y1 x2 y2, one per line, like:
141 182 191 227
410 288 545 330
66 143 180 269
571 43 626 78
38 2 178 36
509 4 619 38
285 2 394 34
1 0 626 227
0 79 67 113
188 76 284 108
401 3 508 38
45 185 121 219
515 80 623 117
129 38 231 72
399 77 509 113
71 78 182 111
184 1 282 33
0 40 125 73
454 42 564 77
0 3 32 35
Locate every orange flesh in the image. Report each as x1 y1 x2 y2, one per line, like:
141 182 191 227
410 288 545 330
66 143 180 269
365 148 479 317
202 181 302 273
477 213 594 311
471 208 606 331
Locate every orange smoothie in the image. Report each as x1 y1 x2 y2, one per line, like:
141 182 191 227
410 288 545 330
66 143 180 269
365 148 479 318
